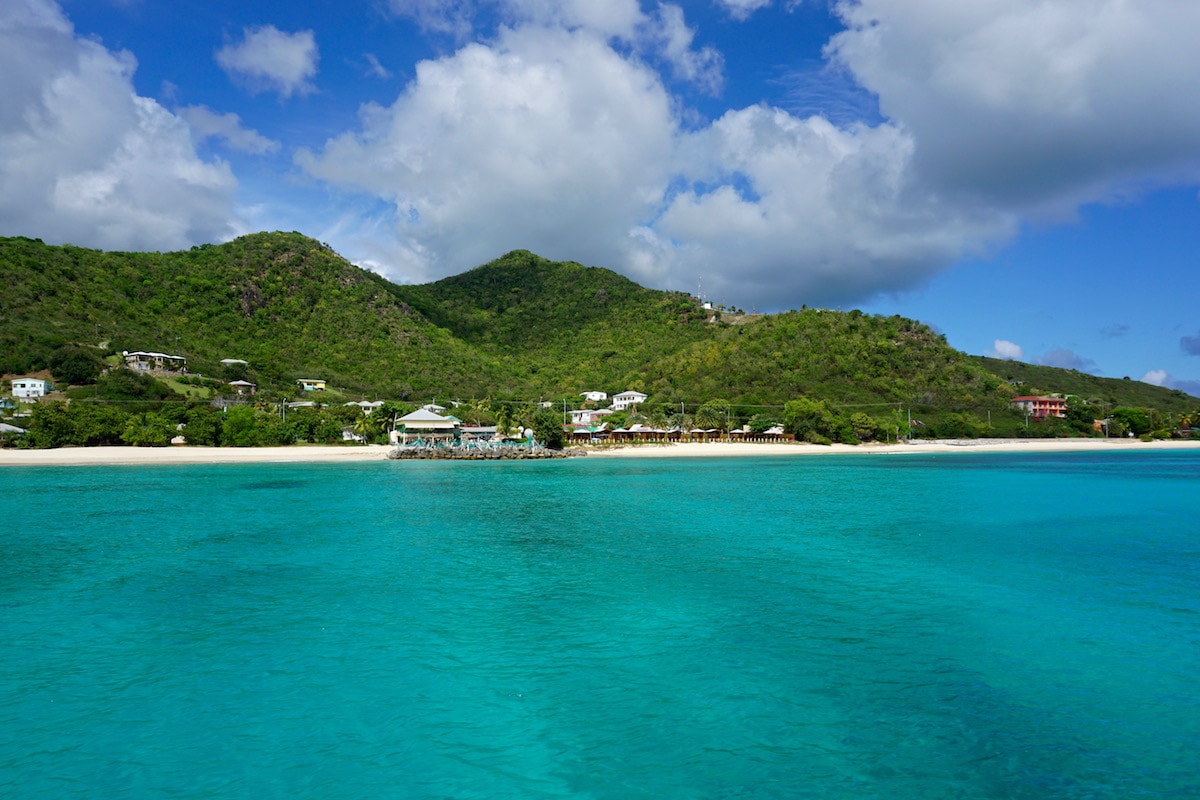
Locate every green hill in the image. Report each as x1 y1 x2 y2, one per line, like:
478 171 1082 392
2 232 1195 431
0 232 515 399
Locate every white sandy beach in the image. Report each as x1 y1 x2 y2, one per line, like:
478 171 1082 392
0 444 395 467
2 438 1199 466
586 438 1200 458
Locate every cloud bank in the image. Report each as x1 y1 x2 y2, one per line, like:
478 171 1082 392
299 0 1200 311
6 0 1200 320
0 0 237 251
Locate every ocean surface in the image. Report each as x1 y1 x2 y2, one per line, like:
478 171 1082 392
2 451 1198 799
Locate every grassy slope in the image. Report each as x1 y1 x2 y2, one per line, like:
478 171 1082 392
970 356 1196 414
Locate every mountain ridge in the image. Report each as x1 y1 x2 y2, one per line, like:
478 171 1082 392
2 232 1194 428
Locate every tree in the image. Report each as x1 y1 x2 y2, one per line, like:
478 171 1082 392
747 413 781 433
495 403 515 437
1110 407 1151 436
182 406 223 446
849 412 878 441
696 399 732 430
528 408 566 449
351 412 378 443
24 401 128 448
222 406 260 446
783 397 839 442
1064 400 1098 434
49 346 102 385
122 412 176 447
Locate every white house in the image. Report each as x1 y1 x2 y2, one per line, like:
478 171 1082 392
124 351 187 372
345 400 384 413
12 378 51 400
580 391 608 403
570 407 615 426
611 390 648 411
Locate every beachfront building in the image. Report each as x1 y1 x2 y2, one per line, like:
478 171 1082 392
580 391 608 403
11 378 52 400
570 407 615 426
123 350 187 373
390 409 459 445
297 379 326 392
1010 395 1068 419
611 390 648 411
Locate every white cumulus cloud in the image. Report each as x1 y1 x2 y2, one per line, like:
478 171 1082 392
988 340 1025 361
0 0 238 251
297 23 1012 307
296 26 677 282
297 0 1200 313
828 0 1200 215
1141 369 1168 387
180 105 280 155
715 0 774 21
216 25 318 98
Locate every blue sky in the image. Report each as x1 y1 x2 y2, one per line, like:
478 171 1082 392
3 0 1199 395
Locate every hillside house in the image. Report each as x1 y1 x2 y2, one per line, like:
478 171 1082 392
611 390 648 411
12 378 52 400
124 351 187 372
297 379 326 392
1010 396 1068 419
229 380 256 396
580 391 608 403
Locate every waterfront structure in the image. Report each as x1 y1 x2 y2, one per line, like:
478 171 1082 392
389 409 459 445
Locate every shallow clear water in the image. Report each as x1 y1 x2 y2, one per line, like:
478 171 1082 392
2 452 1199 798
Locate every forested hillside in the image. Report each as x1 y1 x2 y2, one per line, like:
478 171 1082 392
2 232 1194 427
0 232 515 398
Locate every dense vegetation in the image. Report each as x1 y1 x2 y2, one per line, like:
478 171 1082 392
3 231 1196 448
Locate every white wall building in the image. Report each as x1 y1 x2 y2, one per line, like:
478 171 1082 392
611 390 648 411
570 408 615 426
580 391 608 403
11 378 51 400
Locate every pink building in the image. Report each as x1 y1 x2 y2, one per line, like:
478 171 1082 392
1010 396 1067 419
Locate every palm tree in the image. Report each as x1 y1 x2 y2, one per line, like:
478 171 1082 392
352 412 377 444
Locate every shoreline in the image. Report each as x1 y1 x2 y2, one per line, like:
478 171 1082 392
0 444 394 467
2 438 1199 467
584 438 1200 458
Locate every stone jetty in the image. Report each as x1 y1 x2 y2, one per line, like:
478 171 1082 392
386 445 585 460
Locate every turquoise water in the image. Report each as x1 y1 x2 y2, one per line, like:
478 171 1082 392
2 452 1199 799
